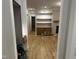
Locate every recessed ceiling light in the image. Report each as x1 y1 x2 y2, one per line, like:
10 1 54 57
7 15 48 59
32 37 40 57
44 6 47 8
57 2 61 6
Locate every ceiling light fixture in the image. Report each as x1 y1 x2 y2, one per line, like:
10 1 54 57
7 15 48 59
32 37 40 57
39 9 52 13
57 1 61 6
44 6 47 8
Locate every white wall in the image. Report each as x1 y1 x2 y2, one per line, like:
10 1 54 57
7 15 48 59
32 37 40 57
2 0 17 59
27 16 31 33
27 13 30 33
28 13 36 33
21 0 28 37
57 0 75 59
53 11 60 21
65 0 76 58
52 11 60 35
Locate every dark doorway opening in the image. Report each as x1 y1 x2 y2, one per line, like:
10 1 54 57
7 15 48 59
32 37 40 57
31 16 35 32
56 26 59 34
13 1 22 44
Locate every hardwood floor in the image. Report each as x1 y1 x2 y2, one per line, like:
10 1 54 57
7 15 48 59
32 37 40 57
27 32 58 59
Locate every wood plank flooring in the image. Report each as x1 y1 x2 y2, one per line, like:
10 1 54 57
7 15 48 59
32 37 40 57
27 32 58 59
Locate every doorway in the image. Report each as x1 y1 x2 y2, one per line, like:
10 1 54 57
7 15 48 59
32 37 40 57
31 16 35 32
27 0 61 59
13 1 27 59
13 1 22 44
56 26 59 34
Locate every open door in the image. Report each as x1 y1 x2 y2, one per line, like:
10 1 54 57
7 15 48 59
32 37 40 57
13 1 22 44
13 1 27 59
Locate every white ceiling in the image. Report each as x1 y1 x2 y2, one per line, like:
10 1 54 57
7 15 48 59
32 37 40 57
27 0 61 11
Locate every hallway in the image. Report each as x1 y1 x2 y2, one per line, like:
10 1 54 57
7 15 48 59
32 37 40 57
27 32 58 59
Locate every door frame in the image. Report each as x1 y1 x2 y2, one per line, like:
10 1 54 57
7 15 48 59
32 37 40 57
57 0 76 59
